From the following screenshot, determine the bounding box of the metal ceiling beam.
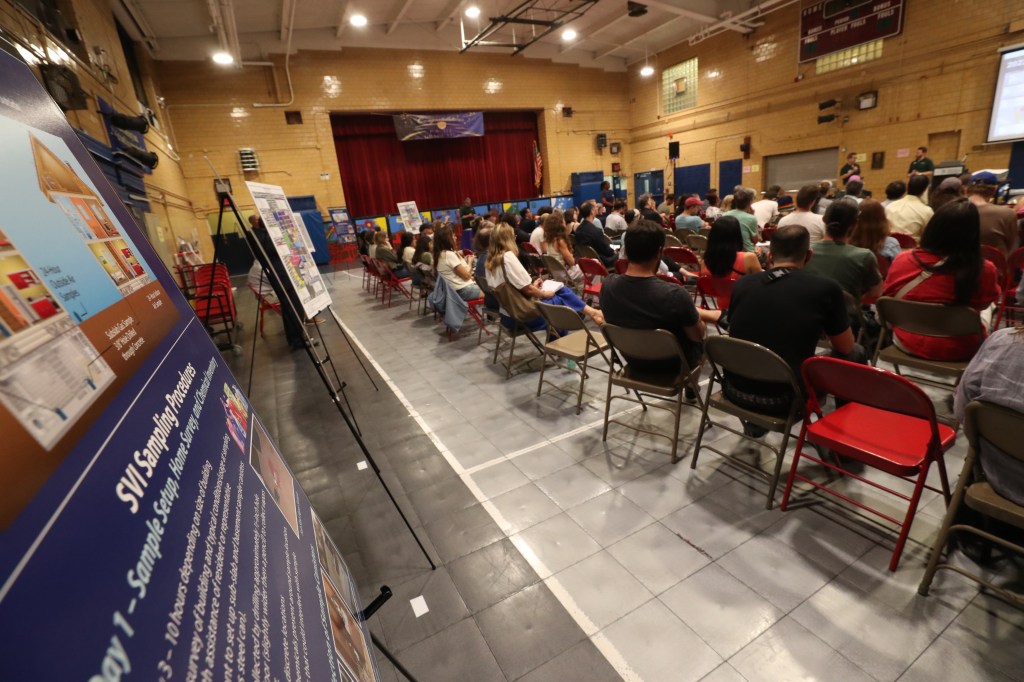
[280,0,293,41]
[460,0,598,56]
[435,0,464,32]
[643,0,756,34]
[335,0,348,39]
[560,10,620,54]
[593,14,682,60]
[386,0,416,35]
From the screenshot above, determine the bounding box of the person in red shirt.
[882,198,1001,361]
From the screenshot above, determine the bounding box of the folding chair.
[780,357,956,571]
[992,246,1024,329]
[474,276,501,345]
[377,261,412,308]
[542,254,572,285]
[535,302,611,414]
[696,273,734,311]
[576,245,600,261]
[248,284,280,337]
[414,265,435,315]
[600,324,704,463]
[366,258,383,297]
[492,314,546,379]
[873,297,984,405]
[520,242,540,255]
[759,226,777,243]
[524,252,547,278]
[918,401,1024,604]
[685,233,708,257]
[614,260,628,275]
[664,246,701,275]
[664,233,684,248]
[691,337,803,509]
[892,232,917,249]
[577,257,607,304]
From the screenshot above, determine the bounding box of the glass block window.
[815,39,883,75]
[661,57,698,115]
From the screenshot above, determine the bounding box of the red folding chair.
[614,259,628,275]
[696,273,734,311]
[892,232,917,250]
[780,357,956,571]
[993,246,1024,329]
[875,251,890,279]
[577,257,607,302]
[248,284,281,337]
[376,262,413,308]
[520,242,540,255]
[760,226,777,243]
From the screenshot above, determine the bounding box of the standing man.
[601,181,616,214]
[674,197,706,233]
[839,152,861,186]
[724,187,760,252]
[907,146,935,180]
[968,171,1018,257]
[459,197,477,232]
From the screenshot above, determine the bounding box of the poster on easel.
[396,200,423,233]
[246,181,332,319]
[328,206,356,245]
[0,40,380,682]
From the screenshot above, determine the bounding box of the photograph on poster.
[248,416,300,535]
[222,382,249,453]
[311,510,355,610]
[321,569,375,682]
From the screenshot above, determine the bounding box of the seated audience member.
[772,195,795,224]
[954,325,1024,505]
[638,193,662,224]
[432,223,481,301]
[930,177,963,212]
[563,206,580,233]
[704,191,723,223]
[805,201,883,303]
[720,194,734,212]
[778,185,826,243]
[726,225,864,427]
[605,200,629,234]
[472,224,500,311]
[575,200,617,267]
[400,231,416,270]
[882,181,906,207]
[658,193,676,215]
[724,187,760,252]
[701,216,763,309]
[882,199,1000,361]
[968,171,1018,257]
[813,181,834,216]
[519,207,537,237]
[500,211,529,244]
[752,185,782,228]
[543,212,583,282]
[625,208,640,228]
[850,199,902,263]
[675,197,706,233]
[409,234,432,284]
[371,231,409,279]
[842,178,864,205]
[484,224,602,330]
[600,220,719,383]
[886,174,933,242]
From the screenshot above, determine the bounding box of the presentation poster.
[0,42,379,682]
[246,181,332,320]
[396,200,423,233]
[327,206,356,245]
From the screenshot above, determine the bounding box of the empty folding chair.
[664,233,684,248]
[577,257,608,304]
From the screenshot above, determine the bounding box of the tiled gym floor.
[227,265,1024,682]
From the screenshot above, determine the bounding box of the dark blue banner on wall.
[393,112,484,141]
[0,41,378,682]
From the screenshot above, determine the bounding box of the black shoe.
[742,421,768,438]
[684,387,697,402]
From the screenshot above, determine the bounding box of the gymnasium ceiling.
[113,0,767,72]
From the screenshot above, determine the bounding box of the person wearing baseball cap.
[968,171,1017,257]
[674,196,706,233]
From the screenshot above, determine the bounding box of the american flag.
[533,140,543,190]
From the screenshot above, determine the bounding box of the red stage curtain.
[331,112,539,217]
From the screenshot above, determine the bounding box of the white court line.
[331,285,642,681]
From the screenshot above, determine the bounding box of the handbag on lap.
[493,259,540,322]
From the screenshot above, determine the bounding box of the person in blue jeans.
[484,224,604,331]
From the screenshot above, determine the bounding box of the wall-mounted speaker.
[668,141,680,160]
[562,106,574,117]
[596,133,607,149]
[740,136,751,159]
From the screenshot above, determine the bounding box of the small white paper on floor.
[410,596,429,618]
[357,461,368,470]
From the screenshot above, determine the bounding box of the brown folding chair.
[474,275,501,345]
[600,324,704,463]
[664,233,684,248]
[535,302,611,414]
[685,233,708,257]
[918,401,1024,604]
[691,336,803,509]
[576,244,601,261]
[492,308,546,380]
[542,254,572,285]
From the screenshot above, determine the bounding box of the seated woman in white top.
[485,224,602,330]
[400,231,416,270]
[542,212,583,282]
[432,223,481,301]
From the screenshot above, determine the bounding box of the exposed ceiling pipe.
[685,0,795,47]
[252,0,296,107]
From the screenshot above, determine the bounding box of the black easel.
[359,586,420,682]
[212,171,434,571]
[197,195,240,353]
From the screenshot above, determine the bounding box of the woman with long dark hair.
[702,215,762,279]
[882,198,1000,360]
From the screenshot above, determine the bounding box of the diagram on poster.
[396,201,423,233]
[246,181,331,319]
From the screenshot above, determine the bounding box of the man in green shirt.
[723,187,759,252]
[459,197,476,230]
[805,201,883,304]
[907,146,935,179]
[839,152,861,186]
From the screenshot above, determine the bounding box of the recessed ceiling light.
[640,65,654,77]
[350,14,368,27]
[562,28,577,41]
[212,51,234,65]
[465,6,481,18]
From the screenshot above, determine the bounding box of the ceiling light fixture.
[350,14,368,27]
[562,28,577,41]
[212,51,234,65]
[465,6,481,18]
[640,65,654,77]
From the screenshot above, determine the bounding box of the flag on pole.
[533,140,543,190]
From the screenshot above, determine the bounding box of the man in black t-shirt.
[600,220,719,377]
[519,207,537,237]
[575,200,617,267]
[839,152,861,186]
[459,197,476,231]
[725,224,864,423]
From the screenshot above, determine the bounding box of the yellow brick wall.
[156,49,633,218]
[0,0,212,265]
[628,0,1024,198]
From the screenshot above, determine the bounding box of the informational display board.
[396,200,423,233]
[328,206,357,245]
[0,42,379,682]
[246,181,332,319]
[798,0,904,63]
[988,46,1024,143]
